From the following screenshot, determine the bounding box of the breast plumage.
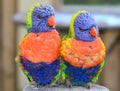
[20,30,60,63]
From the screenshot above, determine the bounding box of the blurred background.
[0,0,120,91]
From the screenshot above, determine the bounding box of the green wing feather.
[92,37,106,83]
[91,60,105,83]
[15,51,34,82]
[60,59,68,81]
[60,30,71,82]
[54,57,67,83]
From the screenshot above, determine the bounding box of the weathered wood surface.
[23,84,109,91]
[0,1,2,91]
[101,30,120,91]
[2,0,17,91]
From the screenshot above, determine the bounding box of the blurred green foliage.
[64,0,120,5]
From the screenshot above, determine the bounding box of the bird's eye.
[37,15,43,19]
[79,27,84,32]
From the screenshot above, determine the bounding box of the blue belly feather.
[64,61,100,85]
[20,56,60,85]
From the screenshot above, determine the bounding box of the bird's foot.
[84,82,92,89]
[30,81,37,86]
[57,81,64,86]
[65,80,72,88]
[37,84,43,88]
[50,82,58,87]
[45,82,57,88]
[30,82,42,88]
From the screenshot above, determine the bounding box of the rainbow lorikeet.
[60,10,106,88]
[15,4,61,86]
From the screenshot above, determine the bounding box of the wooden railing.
[1,0,17,91]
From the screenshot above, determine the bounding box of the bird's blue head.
[70,10,99,42]
[26,4,56,33]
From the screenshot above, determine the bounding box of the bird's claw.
[30,81,37,86]
[84,82,92,89]
[65,81,72,88]
[30,81,42,88]
[50,82,57,87]
[45,83,57,88]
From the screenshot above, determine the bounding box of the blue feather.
[20,56,60,85]
[64,61,100,85]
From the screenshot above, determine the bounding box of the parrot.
[60,10,106,88]
[15,4,61,87]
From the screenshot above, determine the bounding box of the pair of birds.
[16,4,106,88]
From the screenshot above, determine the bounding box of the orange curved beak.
[89,27,97,37]
[48,16,56,27]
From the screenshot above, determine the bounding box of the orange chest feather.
[60,38,105,68]
[20,30,60,63]
[71,38,103,56]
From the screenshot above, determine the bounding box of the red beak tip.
[48,16,56,27]
[90,29,97,37]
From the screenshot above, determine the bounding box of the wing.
[15,53,34,82]
[15,33,33,82]
[91,38,106,83]
[91,60,105,83]
[53,58,67,83]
